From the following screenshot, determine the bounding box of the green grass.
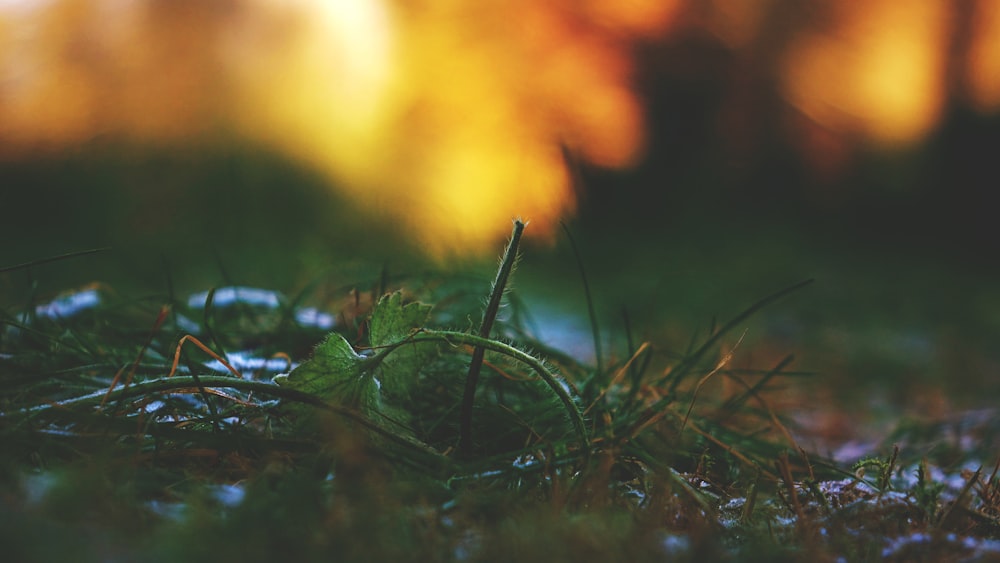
[4,227,1000,562]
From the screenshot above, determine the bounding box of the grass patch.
[2,226,1000,561]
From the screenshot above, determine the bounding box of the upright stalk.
[459,219,525,453]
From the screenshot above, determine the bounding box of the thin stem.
[459,219,525,453]
[0,247,110,274]
[560,223,602,378]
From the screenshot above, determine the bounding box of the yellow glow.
[0,0,232,147]
[223,0,398,191]
[7,0,1000,252]
[0,0,673,255]
[781,1,948,146]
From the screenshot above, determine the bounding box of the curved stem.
[410,329,590,456]
[16,328,592,461]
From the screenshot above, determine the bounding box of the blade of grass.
[0,247,110,274]
[583,342,650,416]
[679,330,746,434]
[719,354,796,418]
[560,222,603,382]
[666,279,813,394]
[201,287,228,359]
[101,305,171,407]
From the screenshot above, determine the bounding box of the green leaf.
[368,292,438,399]
[272,292,440,435]
[369,292,432,346]
[273,332,380,412]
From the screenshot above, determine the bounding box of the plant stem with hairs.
[458,219,525,453]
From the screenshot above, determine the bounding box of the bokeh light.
[967,0,1000,113]
[779,1,949,146]
[0,0,680,254]
[2,0,1000,254]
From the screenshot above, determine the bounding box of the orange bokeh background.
[1,0,998,254]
